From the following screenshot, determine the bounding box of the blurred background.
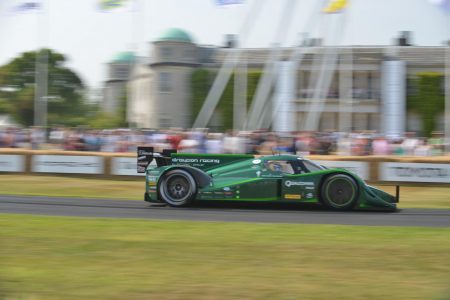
[0,0,449,156]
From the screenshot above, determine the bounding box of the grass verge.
[0,214,449,299]
[0,175,144,200]
[0,175,449,209]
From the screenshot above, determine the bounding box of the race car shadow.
[150,201,398,213]
[195,201,326,212]
[151,201,326,212]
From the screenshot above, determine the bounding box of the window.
[183,50,193,60]
[159,72,172,93]
[159,118,171,128]
[264,160,295,174]
[161,47,173,59]
[114,66,129,79]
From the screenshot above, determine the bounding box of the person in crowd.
[1,126,449,156]
[372,135,390,155]
[30,127,46,150]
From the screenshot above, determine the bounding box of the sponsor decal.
[147,176,157,182]
[223,187,231,191]
[138,150,153,156]
[256,171,261,177]
[32,155,103,174]
[252,159,261,164]
[137,146,153,156]
[113,157,146,176]
[306,193,314,199]
[0,155,24,172]
[284,194,302,200]
[172,158,221,164]
[380,162,450,183]
[391,167,447,178]
[284,181,314,187]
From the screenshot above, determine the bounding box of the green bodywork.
[145,154,397,211]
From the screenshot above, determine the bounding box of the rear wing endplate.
[395,185,400,203]
[137,147,177,173]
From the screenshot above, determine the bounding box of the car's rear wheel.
[158,169,196,207]
[321,174,358,210]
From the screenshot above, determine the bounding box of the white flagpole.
[192,0,262,129]
[445,45,450,154]
[233,52,247,131]
[34,0,48,129]
[246,0,297,130]
[339,47,352,133]
[127,0,140,127]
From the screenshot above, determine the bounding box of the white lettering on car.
[284,181,314,188]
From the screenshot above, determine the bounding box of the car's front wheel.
[321,174,358,210]
[158,169,197,207]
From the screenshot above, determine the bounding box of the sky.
[0,0,449,90]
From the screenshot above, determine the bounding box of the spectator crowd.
[0,126,447,156]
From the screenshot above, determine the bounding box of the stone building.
[104,28,448,135]
[102,51,135,114]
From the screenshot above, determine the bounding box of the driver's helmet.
[266,161,282,172]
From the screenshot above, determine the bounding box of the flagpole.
[127,0,140,128]
[445,44,450,154]
[339,47,352,133]
[33,2,41,127]
[246,0,298,130]
[233,51,247,131]
[33,0,48,130]
[193,0,262,129]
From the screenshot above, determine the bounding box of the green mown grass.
[0,214,449,299]
[0,175,144,200]
[0,175,449,209]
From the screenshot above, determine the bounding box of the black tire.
[144,192,151,202]
[321,174,358,210]
[158,169,197,207]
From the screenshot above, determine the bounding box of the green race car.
[137,147,398,211]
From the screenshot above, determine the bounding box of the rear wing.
[137,147,177,173]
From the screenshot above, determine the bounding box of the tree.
[190,69,262,131]
[407,72,445,137]
[0,49,87,126]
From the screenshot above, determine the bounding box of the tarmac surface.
[1,195,449,227]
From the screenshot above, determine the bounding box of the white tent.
[0,115,20,128]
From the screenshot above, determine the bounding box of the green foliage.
[407,72,445,137]
[190,69,262,130]
[0,49,87,127]
[12,86,35,126]
[86,111,124,129]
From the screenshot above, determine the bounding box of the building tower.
[103,51,135,115]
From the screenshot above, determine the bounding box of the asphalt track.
[0,195,449,227]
